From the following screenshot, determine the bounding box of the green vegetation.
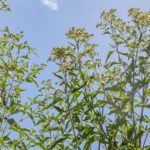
[0,1,150,149]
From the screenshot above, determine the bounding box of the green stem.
[64,70,79,150]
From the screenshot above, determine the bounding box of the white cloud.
[41,0,58,10]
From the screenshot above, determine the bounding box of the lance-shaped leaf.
[72,82,87,93]
[50,138,67,149]
[105,51,114,62]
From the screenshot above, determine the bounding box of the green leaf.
[15,87,26,93]
[45,97,62,109]
[146,89,150,97]
[71,91,81,102]
[108,43,115,48]
[54,106,66,112]
[83,135,98,150]
[25,77,39,87]
[22,128,31,133]
[1,133,10,142]
[5,117,17,126]
[105,51,114,62]
[145,146,150,150]
[82,49,91,56]
[103,31,111,34]
[127,125,134,140]
[27,137,37,145]
[50,138,67,149]
[25,77,33,83]
[126,43,135,48]
[134,129,145,141]
[118,51,131,58]
[68,42,76,48]
[36,119,45,125]
[32,78,39,87]
[72,82,87,93]
[136,104,150,109]
[53,72,63,80]
[28,113,35,125]
[82,126,95,139]
[28,145,36,149]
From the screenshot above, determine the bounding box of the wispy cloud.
[41,0,58,10]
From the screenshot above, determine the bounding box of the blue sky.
[0,0,150,148]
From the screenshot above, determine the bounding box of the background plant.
[0,1,46,149]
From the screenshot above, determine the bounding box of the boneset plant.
[32,8,150,150]
[0,0,150,149]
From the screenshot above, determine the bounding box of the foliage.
[0,1,150,150]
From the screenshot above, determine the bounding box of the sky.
[0,0,150,149]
